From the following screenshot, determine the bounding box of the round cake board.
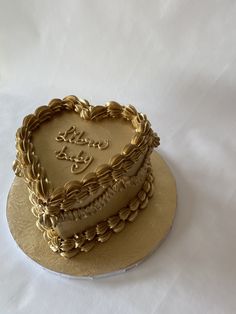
[6,152,177,279]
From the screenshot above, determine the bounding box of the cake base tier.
[6,152,177,278]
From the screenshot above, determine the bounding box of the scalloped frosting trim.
[30,156,151,226]
[58,157,150,223]
[13,96,160,222]
[35,165,154,258]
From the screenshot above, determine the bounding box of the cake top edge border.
[13,95,160,216]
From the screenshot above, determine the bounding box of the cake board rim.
[6,151,177,278]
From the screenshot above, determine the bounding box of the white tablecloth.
[0,1,235,313]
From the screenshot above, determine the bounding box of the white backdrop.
[0,1,236,313]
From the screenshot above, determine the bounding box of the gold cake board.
[6,152,176,278]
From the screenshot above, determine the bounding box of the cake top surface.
[13,96,159,216]
[32,111,134,189]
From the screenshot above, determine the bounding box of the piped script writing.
[55,126,109,150]
[55,146,93,174]
[55,126,109,174]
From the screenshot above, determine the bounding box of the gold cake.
[13,96,160,258]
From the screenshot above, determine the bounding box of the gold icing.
[55,157,150,224]
[55,145,94,174]
[12,95,160,258]
[13,96,159,201]
[54,125,110,174]
[55,126,109,150]
[35,166,154,258]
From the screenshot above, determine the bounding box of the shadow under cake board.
[6,152,177,278]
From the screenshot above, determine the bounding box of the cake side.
[35,163,154,258]
[55,151,151,238]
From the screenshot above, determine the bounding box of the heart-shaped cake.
[13,96,159,258]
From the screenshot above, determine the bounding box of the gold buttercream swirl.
[106,101,123,118]
[90,106,108,120]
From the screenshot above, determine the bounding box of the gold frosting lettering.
[56,126,109,150]
[55,146,94,174]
